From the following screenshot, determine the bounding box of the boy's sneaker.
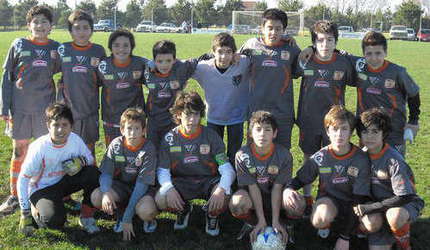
[174,203,193,230]
[79,217,100,234]
[0,195,19,216]
[205,213,220,236]
[64,198,81,212]
[143,220,158,233]
[317,228,330,238]
[236,223,254,240]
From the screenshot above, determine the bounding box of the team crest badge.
[318,69,329,78]
[347,166,359,177]
[267,165,279,175]
[133,71,142,79]
[281,50,290,60]
[170,80,180,89]
[50,50,57,59]
[376,169,389,179]
[91,57,100,67]
[333,71,344,80]
[200,144,210,154]
[35,49,47,58]
[384,79,395,88]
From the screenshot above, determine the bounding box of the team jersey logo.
[267,165,279,175]
[384,79,396,88]
[72,66,88,73]
[32,60,48,67]
[14,39,23,53]
[375,169,389,179]
[35,49,47,58]
[200,144,210,154]
[91,57,100,67]
[57,45,65,57]
[281,50,290,60]
[116,82,130,89]
[117,72,128,80]
[232,75,242,86]
[318,69,329,78]
[262,59,277,67]
[334,165,345,174]
[165,132,174,146]
[184,144,197,154]
[135,151,145,166]
[333,71,344,80]
[99,61,108,74]
[133,71,142,79]
[158,91,171,98]
[184,155,199,164]
[313,151,324,166]
[347,166,359,177]
[256,165,266,176]
[314,81,329,88]
[355,58,366,72]
[257,176,270,184]
[366,87,382,95]
[76,56,87,65]
[369,76,380,85]
[170,80,180,90]
[332,177,348,184]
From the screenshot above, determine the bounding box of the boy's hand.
[101,192,116,215]
[166,187,184,211]
[281,35,297,47]
[0,115,10,121]
[272,220,288,243]
[19,209,35,236]
[207,186,225,213]
[298,47,314,66]
[250,219,267,242]
[283,188,301,210]
[334,237,350,250]
[122,222,135,241]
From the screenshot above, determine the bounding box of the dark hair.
[67,10,94,32]
[324,105,356,133]
[26,5,53,24]
[311,20,339,44]
[357,107,391,141]
[152,40,176,59]
[108,29,135,54]
[249,111,278,132]
[361,31,387,53]
[120,107,146,130]
[45,103,74,125]
[262,8,288,29]
[212,32,237,52]
[170,91,205,124]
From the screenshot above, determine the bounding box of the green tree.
[279,0,303,12]
[13,0,39,28]
[142,0,169,25]
[304,3,331,27]
[0,0,13,29]
[255,1,267,11]
[194,0,217,27]
[168,0,192,26]
[219,0,243,26]
[393,0,423,30]
[124,0,143,28]
[53,0,72,28]
[97,0,118,21]
[76,0,97,19]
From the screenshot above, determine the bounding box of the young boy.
[91,108,158,241]
[155,91,235,236]
[192,32,250,164]
[0,6,61,216]
[354,32,420,156]
[296,20,355,214]
[16,103,100,235]
[239,8,301,150]
[144,40,199,149]
[354,108,424,250]
[229,111,293,244]
[283,105,370,250]
[98,29,146,146]
[57,10,106,156]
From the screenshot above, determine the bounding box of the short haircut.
[212,32,237,52]
[153,40,176,59]
[262,8,288,29]
[108,29,135,54]
[249,111,278,132]
[120,107,146,130]
[45,103,74,125]
[311,20,339,44]
[170,91,205,124]
[357,107,392,141]
[67,10,94,32]
[324,105,356,132]
[26,5,53,24]
[361,31,387,53]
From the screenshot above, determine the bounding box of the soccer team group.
[0,5,424,250]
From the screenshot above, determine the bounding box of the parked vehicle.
[417,28,430,42]
[389,25,408,40]
[94,19,115,32]
[338,26,354,33]
[136,20,154,32]
[155,23,181,33]
[231,24,251,34]
[406,28,417,41]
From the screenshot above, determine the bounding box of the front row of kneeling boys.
[16,91,423,250]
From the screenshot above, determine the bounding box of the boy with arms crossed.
[229,111,293,244]
[0,6,61,216]
[91,108,158,241]
[57,10,106,156]
[17,103,100,235]
[155,91,235,236]
[284,105,370,250]
[354,108,424,250]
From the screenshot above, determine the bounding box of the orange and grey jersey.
[236,143,292,195]
[100,136,156,186]
[144,59,198,126]
[368,144,422,202]
[1,38,60,115]
[57,42,106,119]
[240,38,300,120]
[158,125,228,179]
[354,59,420,145]
[293,145,371,202]
[296,53,354,130]
[98,56,146,125]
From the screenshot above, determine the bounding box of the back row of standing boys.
[0,6,423,250]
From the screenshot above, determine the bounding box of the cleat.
[143,220,158,233]
[205,213,220,236]
[174,203,193,230]
[0,195,19,217]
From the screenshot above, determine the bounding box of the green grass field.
[0,31,429,249]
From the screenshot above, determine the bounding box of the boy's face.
[112,36,131,62]
[364,45,386,69]
[326,120,352,149]
[47,118,72,145]
[120,120,145,146]
[360,124,384,154]
[261,19,285,46]
[179,110,201,134]
[154,53,175,74]
[27,14,51,41]
[213,46,234,69]
[71,20,92,46]
[315,32,336,60]
[251,122,277,149]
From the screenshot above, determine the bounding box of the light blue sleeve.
[121,182,149,223]
[99,172,113,193]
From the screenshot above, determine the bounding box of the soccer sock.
[233,210,257,226]
[391,223,411,250]
[9,159,23,197]
[80,204,97,218]
[305,195,314,207]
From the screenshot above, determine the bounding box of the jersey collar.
[124,137,146,152]
[328,144,356,160]
[179,126,202,140]
[113,57,132,68]
[369,143,389,160]
[251,143,275,161]
[72,42,93,51]
[313,53,337,64]
[368,60,389,73]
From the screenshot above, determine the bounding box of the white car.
[406,28,417,41]
[390,25,408,40]
[338,26,354,33]
[136,20,154,32]
[155,23,181,33]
